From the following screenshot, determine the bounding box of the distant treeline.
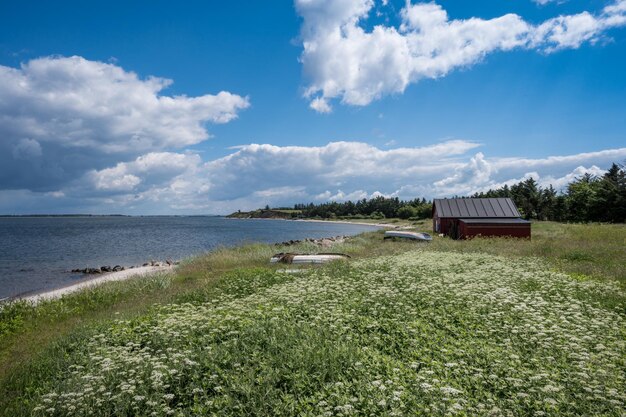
[472,163,626,223]
[285,163,626,223]
[292,197,433,220]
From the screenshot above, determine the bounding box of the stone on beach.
[274,235,349,247]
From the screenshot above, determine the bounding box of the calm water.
[0,216,379,299]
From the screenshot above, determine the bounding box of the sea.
[0,216,379,299]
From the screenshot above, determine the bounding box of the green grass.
[0,234,416,397]
[416,221,626,284]
[334,218,625,284]
[0,222,624,416]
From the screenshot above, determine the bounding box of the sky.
[0,0,625,214]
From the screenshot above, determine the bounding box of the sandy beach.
[228,216,419,230]
[18,265,175,305]
[293,218,410,229]
[224,216,406,228]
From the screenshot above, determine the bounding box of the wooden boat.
[270,253,351,264]
[384,231,433,241]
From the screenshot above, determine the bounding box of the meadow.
[0,221,624,416]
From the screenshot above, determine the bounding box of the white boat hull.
[384,231,432,241]
[270,253,350,264]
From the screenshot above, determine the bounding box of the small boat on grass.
[270,253,351,264]
[384,231,433,242]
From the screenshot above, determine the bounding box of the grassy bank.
[421,220,626,284]
[0,233,416,407]
[1,222,625,416]
[327,219,626,284]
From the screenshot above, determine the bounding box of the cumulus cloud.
[536,165,607,189]
[0,56,249,191]
[430,147,626,196]
[204,140,479,200]
[296,0,626,111]
[469,165,607,196]
[0,56,623,214]
[202,142,626,209]
[85,152,202,193]
[309,97,333,113]
[432,152,493,195]
[315,189,370,201]
[490,147,626,173]
[1,138,625,214]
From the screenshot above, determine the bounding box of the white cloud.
[204,139,479,201]
[433,152,493,195]
[533,0,561,5]
[0,54,622,213]
[533,12,603,51]
[253,186,308,199]
[86,152,202,193]
[0,56,249,191]
[315,189,372,201]
[490,147,626,172]
[536,165,606,189]
[309,97,333,113]
[92,172,141,192]
[1,140,625,214]
[470,165,607,195]
[430,147,626,196]
[296,0,626,111]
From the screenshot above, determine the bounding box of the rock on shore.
[72,260,178,275]
[275,235,349,248]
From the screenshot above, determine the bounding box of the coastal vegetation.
[16,252,626,416]
[231,162,626,223]
[0,221,624,416]
[473,163,626,222]
[227,209,301,220]
[228,197,432,221]
[293,198,433,220]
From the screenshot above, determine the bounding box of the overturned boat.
[270,253,351,264]
[384,231,433,242]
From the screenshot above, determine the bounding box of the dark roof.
[434,198,521,218]
[458,218,530,224]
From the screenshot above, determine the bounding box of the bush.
[397,206,418,219]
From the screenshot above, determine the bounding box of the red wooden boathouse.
[432,198,531,239]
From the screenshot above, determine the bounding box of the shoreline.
[292,218,403,229]
[16,265,175,305]
[226,216,403,229]
[9,224,387,304]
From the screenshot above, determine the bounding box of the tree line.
[293,197,433,220]
[472,163,626,222]
[282,162,625,223]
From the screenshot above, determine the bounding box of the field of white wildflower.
[29,251,625,416]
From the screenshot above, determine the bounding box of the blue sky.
[0,0,625,214]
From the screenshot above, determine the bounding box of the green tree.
[397,206,418,219]
[593,163,626,222]
[537,185,557,221]
[511,178,540,220]
[566,173,598,222]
